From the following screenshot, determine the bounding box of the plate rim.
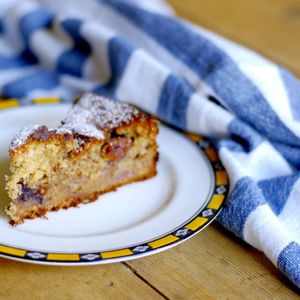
[0,98,229,265]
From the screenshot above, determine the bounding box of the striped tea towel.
[0,0,299,288]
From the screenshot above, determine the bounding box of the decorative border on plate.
[0,98,229,264]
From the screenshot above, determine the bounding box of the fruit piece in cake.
[5,93,159,225]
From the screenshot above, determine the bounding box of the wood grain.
[1,0,300,299]
[126,223,300,299]
[0,258,164,300]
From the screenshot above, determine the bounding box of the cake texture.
[5,93,159,225]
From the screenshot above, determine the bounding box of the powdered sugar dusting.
[10,125,41,151]
[78,93,140,130]
[60,93,139,139]
[9,94,140,151]
[61,106,104,139]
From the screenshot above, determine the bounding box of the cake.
[5,93,159,225]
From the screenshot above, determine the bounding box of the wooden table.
[1,0,300,299]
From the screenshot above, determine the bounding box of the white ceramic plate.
[0,100,229,265]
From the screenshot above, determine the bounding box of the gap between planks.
[122,262,170,300]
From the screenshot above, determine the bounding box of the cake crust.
[9,93,143,154]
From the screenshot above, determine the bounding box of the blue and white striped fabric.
[0,0,299,287]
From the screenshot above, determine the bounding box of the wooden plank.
[0,258,164,300]
[168,0,300,76]
[127,224,300,299]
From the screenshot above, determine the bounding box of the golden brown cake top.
[10,93,141,152]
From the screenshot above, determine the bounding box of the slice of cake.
[5,93,159,225]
